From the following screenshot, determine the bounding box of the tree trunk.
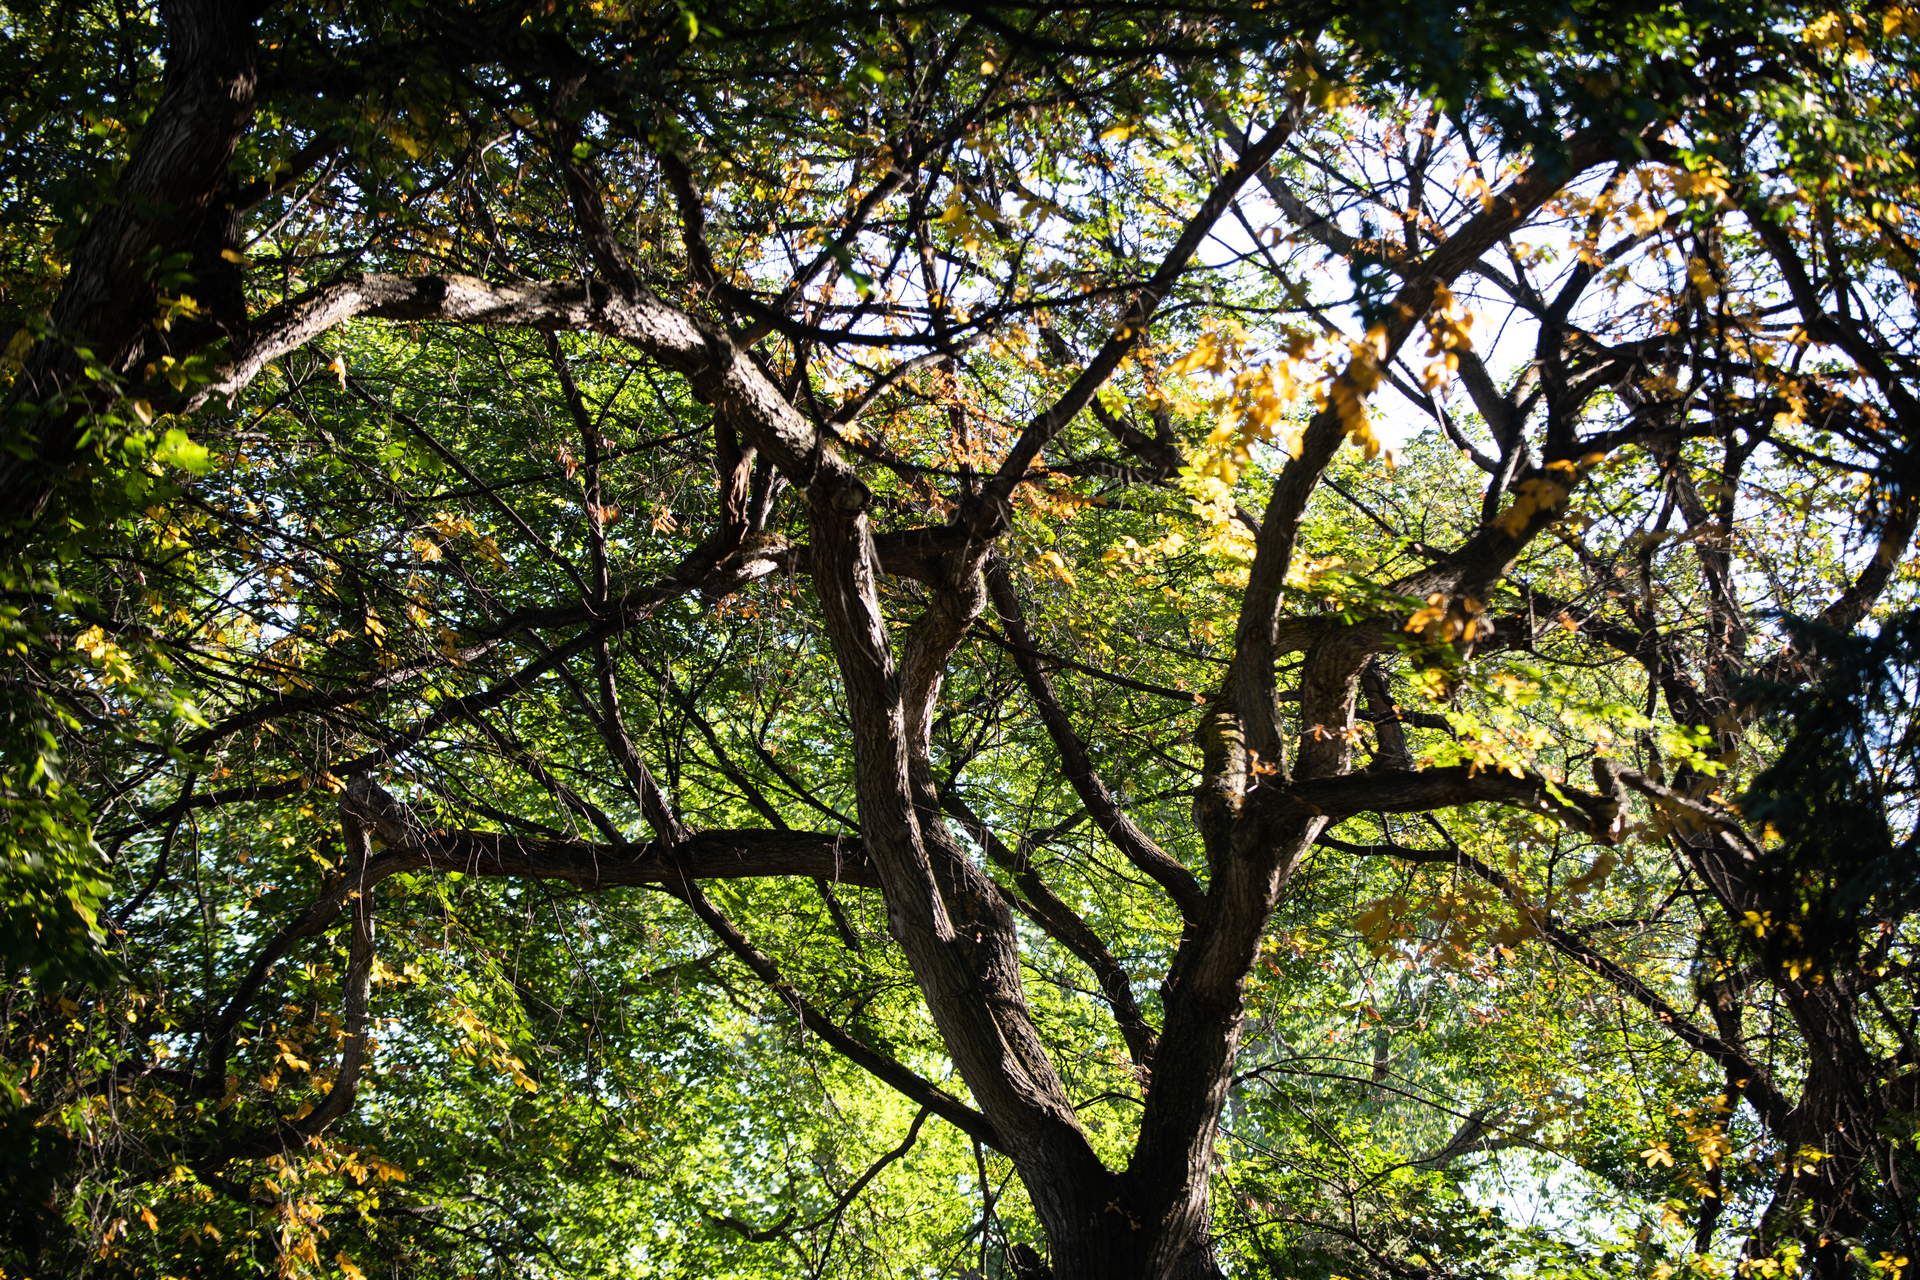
[1037,1209,1224,1280]
[803,485,1270,1280]
[0,0,257,532]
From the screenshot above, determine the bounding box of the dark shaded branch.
[341,776,879,888]
[1281,764,1624,837]
[712,1107,932,1243]
[983,109,1305,511]
[671,878,999,1149]
[2,0,260,529]
[1316,831,1792,1129]
[986,559,1204,921]
[941,788,1159,1066]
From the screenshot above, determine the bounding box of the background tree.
[2,1,1917,1277]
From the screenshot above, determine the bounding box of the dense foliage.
[2,1,1918,1277]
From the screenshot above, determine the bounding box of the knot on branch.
[823,471,872,515]
[956,489,1013,542]
[340,775,433,853]
[1592,757,1629,843]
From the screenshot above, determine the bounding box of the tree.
[2,1,1917,1276]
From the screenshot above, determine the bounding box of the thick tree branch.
[1227,129,1621,774]
[1281,764,1624,838]
[340,776,879,887]
[189,271,873,517]
[942,788,1159,1066]
[2,0,260,529]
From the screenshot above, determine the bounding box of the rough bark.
[1,0,259,533]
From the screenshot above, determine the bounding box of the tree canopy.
[2,1,1919,1277]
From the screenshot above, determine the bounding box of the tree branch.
[672,877,998,1149]
[941,788,1159,1066]
[1318,831,1792,1129]
[986,559,1204,921]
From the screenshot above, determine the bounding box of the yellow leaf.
[367,1154,408,1182]
[138,1206,158,1231]
[1686,256,1722,296]
[1804,10,1847,47]
[1037,549,1076,588]
[387,126,425,159]
[1492,498,1535,538]
[338,1254,368,1280]
[435,624,467,666]
[1169,330,1230,377]
[1672,167,1732,205]
[1404,594,1448,634]
[1309,79,1356,109]
[1640,1143,1675,1168]
[1794,1144,1830,1173]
